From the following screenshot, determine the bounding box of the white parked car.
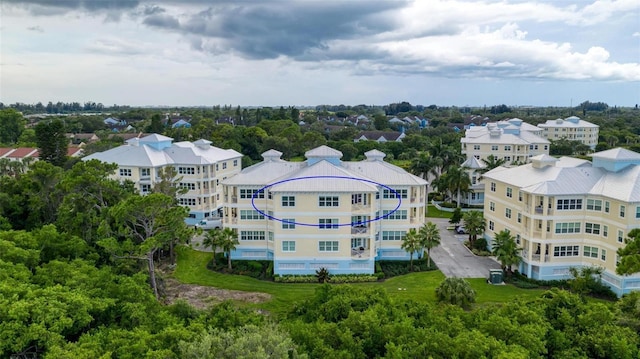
[455,226,467,234]
[195,217,222,230]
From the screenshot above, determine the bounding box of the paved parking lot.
[426,217,502,278]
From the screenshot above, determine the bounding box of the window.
[585,223,601,235]
[504,145,511,151]
[636,206,640,219]
[489,221,494,230]
[491,145,498,151]
[282,219,295,229]
[583,246,598,258]
[119,168,131,176]
[383,210,407,220]
[489,202,495,211]
[505,208,512,219]
[506,187,512,198]
[504,156,511,162]
[603,225,608,237]
[490,182,496,192]
[240,210,265,220]
[140,184,151,193]
[319,241,339,252]
[282,196,295,207]
[268,232,274,242]
[382,231,406,241]
[233,159,238,167]
[282,241,295,252]
[586,199,602,211]
[383,189,407,199]
[178,167,195,175]
[319,196,339,207]
[179,198,196,206]
[180,183,196,191]
[555,222,581,234]
[473,145,480,150]
[601,249,607,261]
[515,234,520,245]
[517,213,522,223]
[604,201,610,213]
[518,191,523,201]
[618,230,624,243]
[544,145,548,150]
[472,176,477,185]
[240,231,265,241]
[554,245,579,257]
[319,218,339,229]
[222,162,227,169]
[141,168,150,176]
[556,199,582,210]
[620,205,626,218]
[240,189,264,199]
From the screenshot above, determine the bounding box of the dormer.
[530,154,558,169]
[261,149,283,162]
[305,145,343,166]
[364,149,386,162]
[193,139,212,150]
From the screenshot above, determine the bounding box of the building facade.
[222,145,428,275]
[83,134,242,224]
[461,118,550,165]
[482,148,640,296]
[537,116,599,149]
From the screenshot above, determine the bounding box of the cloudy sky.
[1,0,639,107]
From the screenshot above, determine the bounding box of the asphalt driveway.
[426,217,502,278]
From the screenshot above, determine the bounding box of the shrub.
[435,277,476,308]
[273,274,379,283]
[377,259,436,278]
[316,267,331,283]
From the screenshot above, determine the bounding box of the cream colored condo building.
[83,134,242,224]
[537,116,599,149]
[221,145,428,275]
[482,148,640,296]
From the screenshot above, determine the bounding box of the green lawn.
[173,247,546,316]
[426,204,453,218]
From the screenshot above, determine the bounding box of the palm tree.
[491,230,522,276]
[440,165,472,207]
[478,155,506,178]
[217,228,239,270]
[419,222,441,268]
[435,277,476,308]
[401,228,421,271]
[463,211,485,248]
[202,229,225,267]
[410,152,440,181]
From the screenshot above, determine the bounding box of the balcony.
[351,225,369,235]
[410,197,424,203]
[224,217,238,225]
[531,254,550,262]
[351,203,370,212]
[351,247,371,260]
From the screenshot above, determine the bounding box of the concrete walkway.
[426,217,502,278]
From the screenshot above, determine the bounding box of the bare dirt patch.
[163,277,272,310]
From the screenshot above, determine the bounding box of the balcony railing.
[351,226,369,235]
[351,247,370,259]
[351,203,370,211]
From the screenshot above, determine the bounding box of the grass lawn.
[426,204,453,219]
[174,247,547,316]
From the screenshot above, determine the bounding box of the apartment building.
[83,134,242,224]
[461,118,550,165]
[221,145,428,275]
[482,148,640,296]
[537,116,599,149]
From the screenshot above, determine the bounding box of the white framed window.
[636,206,640,219]
[268,232,274,242]
[282,241,295,252]
[620,205,626,218]
[222,162,227,169]
[518,191,522,201]
[319,196,339,207]
[604,201,610,213]
[140,168,150,176]
[585,223,601,235]
[240,210,265,220]
[505,208,512,219]
[618,230,624,243]
[282,219,295,229]
[504,145,511,151]
[583,246,598,258]
[240,189,264,199]
[601,249,606,261]
[506,187,512,198]
[140,184,151,193]
[555,222,581,234]
[383,210,407,220]
[489,202,495,211]
[178,167,195,175]
[556,199,582,210]
[473,145,480,150]
[383,189,407,199]
[490,182,496,192]
[319,218,339,229]
[319,241,339,252]
[382,231,405,241]
[282,196,295,207]
[119,168,131,176]
[491,145,498,151]
[240,231,265,241]
[504,156,511,162]
[586,199,602,211]
[233,159,238,167]
[554,245,579,257]
[489,221,494,230]
[180,183,196,191]
[517,213,521,223]
[179,198,196,206]
[603,225,608,237]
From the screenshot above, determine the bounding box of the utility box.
[488,269,504,284]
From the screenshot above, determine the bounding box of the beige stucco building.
[482,148,640,296]
[537,116,599,149]
[222,145,428,275]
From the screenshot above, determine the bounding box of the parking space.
[427,217,502,278]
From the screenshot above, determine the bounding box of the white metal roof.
[590,148,640,161]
